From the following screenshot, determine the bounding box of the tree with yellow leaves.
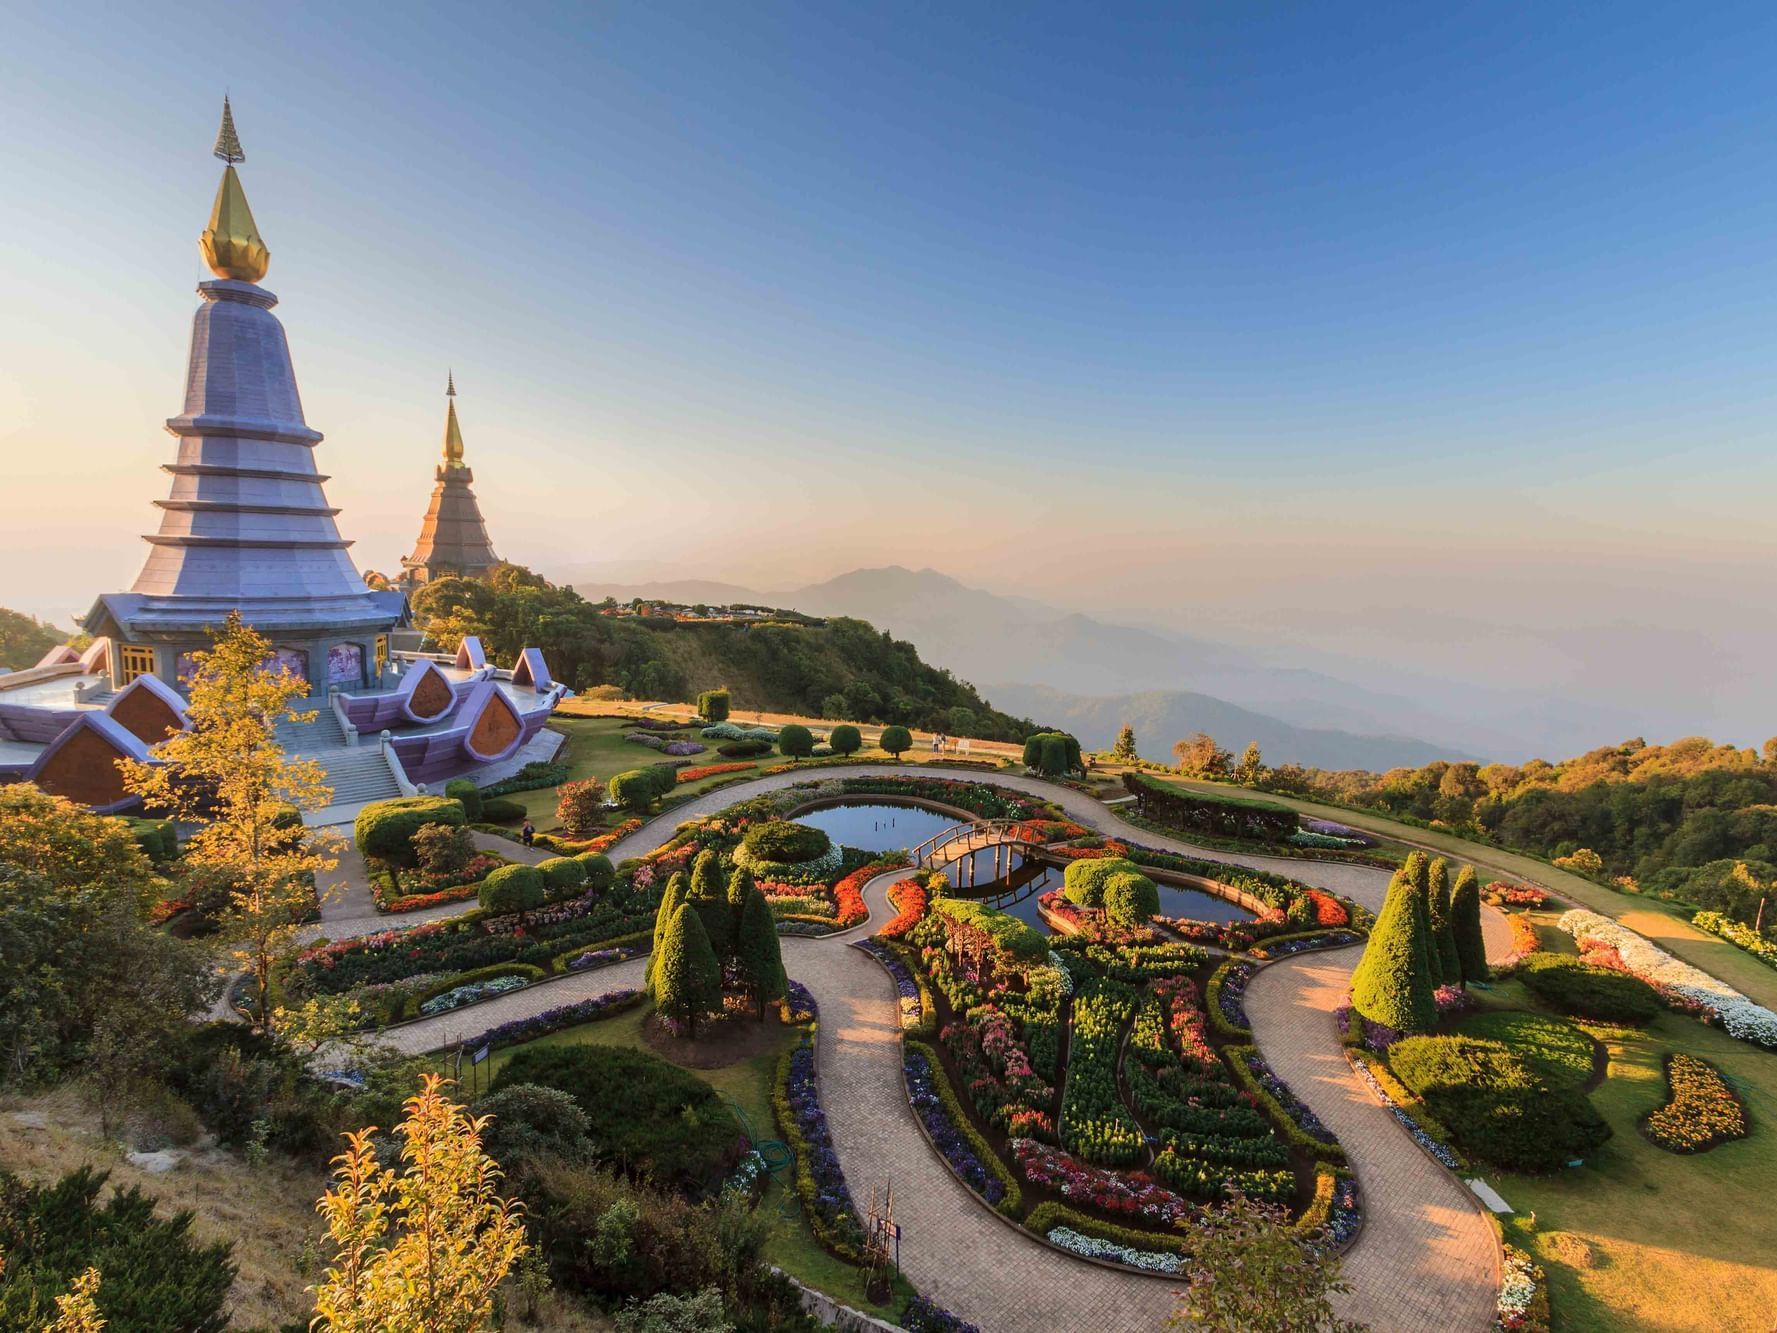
[46,1268,106,1332]
[121,612,336,1028]
[311,1075,528,1333]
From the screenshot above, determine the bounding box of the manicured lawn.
[1156,775,1777,1014]
[449,1002,910,1320]
[1453,978,1777,1329]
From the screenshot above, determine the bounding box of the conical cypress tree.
[734,886,788,1019]
[686,849,732,957]
[1427,857,1461,986]
[1451,865,1488,985]
[1403,851,1442,988]
[654,903,723,1039]
[646,870,689,996]
[1349,871,1437,1033]
[727,864,756,945]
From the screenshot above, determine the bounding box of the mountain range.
[566,565,1476,769]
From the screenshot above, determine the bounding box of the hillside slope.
[986,682,1463,770]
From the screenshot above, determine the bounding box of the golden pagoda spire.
[199,97,270,283]
[442,373,466,468]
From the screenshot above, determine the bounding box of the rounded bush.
[879,725,912,757]
[472,1083,593,1167]
[1103,871,1161,926]
[478,863,547,915]
[1063,857,1145,909]
[609,764,677,813]
[575,852,615,891]
[354,795,467,867]
[777,723,815,759]
[444,778,484,822]
[538,856,588,898]
[1519,955,1660,1024]
[828,724,862,756]
[739,820,831,863]
[480,796,527,823]
[718,739,772,758]
[490,1043,739,1185]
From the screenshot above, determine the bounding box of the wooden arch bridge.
[910,819,1049,888]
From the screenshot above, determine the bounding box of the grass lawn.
[1457,975,1777,1330]
[446,1002,911,1320]
[1457,1009,1597,1090]
[1154,775,1777,1014]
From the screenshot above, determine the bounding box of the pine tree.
[645,871,688,996]
[1402,851,1442,988]
[727,864,757,946]
[1427,857,1461,986]
[1111,725,1138,764]
[1349,871,1437,1033]
[1233,741,1265,786]
[654,904,723,1038]
[1450,865,1488,985]
[734,886,788,1019]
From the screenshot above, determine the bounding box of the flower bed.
[480,760,569,796]
[456,986,644,1052]
[1344,1049,1464,1171]
[1010,1138,1192,1226]
[774,1027,866,1262]
[1246,928,1364,960]
[373,851,506,912]
[1225,1046,1346,1162]
[530,818,646,857]
[1045,1225,1184,1275]
[1641,1053,1750,1153]
[1206,959,1254,1037]
[1488,883,1550,910]
[1291,1165,1361,1253]
[903,1042,1021,1214]
[1059,979,1145,1165]
[1558,910,1777,1049]
[625,731,706,756]
[1503,912,1541,962]
[419,973,529,1016]
[878,874,931,939]
[1693,909,1777,970]
[1496,1242,1551,1331]
[676,762,756,783]
[942,1004,1056,1142]
[855,938,927,1032]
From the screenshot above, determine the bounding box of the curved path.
[328,765,1506,1331]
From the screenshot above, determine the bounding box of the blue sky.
[4,2,1777,745]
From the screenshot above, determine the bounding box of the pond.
[792,801,964,855]
[942,850,1258,933]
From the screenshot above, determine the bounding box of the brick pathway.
[310,767,1508,1331]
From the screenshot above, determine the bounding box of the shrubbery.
[879,725,912,759]
[828,724,862,756]
[354,795,467,866]
[776,723,815,759]
[444,777,484,822]
[1103,873,1161,926]
[1388,1034,1610,1171]
[1518,954,1660,1023]
[717,739,772,758]
[479,863,547,916]
[609,764,679,812]
[1022,731,1083,777]
[737,820,830,864]
[538,855,588,898]
[696,688,730,723]
[492,1044,740,1188]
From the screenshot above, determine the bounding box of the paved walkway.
[314,764,1506,1331]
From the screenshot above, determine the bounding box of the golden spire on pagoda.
[199,97,270,283]
[442,372,466,468]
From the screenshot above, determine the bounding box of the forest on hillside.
[1259,736,1777,925]
[408,565,1040,741]
[0,608,73,670]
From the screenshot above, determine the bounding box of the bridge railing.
[911,818,1045,867]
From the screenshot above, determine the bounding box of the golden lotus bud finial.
[443,373,466,467]
[199,96,270,283]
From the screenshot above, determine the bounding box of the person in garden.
[520,818,535,849]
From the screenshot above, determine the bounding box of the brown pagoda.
[399,374,501,586]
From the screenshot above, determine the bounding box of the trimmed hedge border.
[902,1040,1023,1217]
[1021,1202,1192,1274]
[1223,1044,1346,1164]
[1344,1048,1469,1173]
[454,986,645,1054]
[1206,959,1253,1039]
[403,962,546,1019]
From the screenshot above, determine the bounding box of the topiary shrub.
[1022,731,1083,776]
[1349,871,1437,1033]
[777,724,815,760]
[354,795,467,867]
[479,863,547,916]
[538,856,588,899]
[575,852,616,891]
[609,765,677,813]
[1103,872,1161,926]
[879,725,912,759]
[718,739,772,758]
[1062,856,1145,909]
[491,1042,740,1186]
[738,820,831,864]
[444,778,484,822]
[828,724,862,756]
[697,688,731,723]
[1389,1034,1611,1171]
[480,796,526,823]
[1519,955,1660,1023]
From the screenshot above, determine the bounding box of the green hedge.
[1206,959,1251,1038]
[549,929,652,974]
[444,777,484,822]
[1122,772,1297,843]
[354,795,466,866]
[479,863,546,914]
[575,852,616,890]
[904,1039,1022,1216]
[537,856,587,898]
[480,797,527,823]
[1518,954,1660,1024]
[1223,1045,1346,1163]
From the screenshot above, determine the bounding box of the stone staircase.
[276,708,403,823]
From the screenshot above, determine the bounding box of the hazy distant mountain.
[987,683,1463,770]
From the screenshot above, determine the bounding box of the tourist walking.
[520,817,535,849]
